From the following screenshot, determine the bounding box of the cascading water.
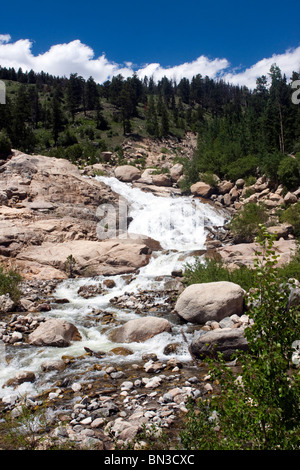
[0,177,226,400]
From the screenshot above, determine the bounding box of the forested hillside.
[0,64,299,190]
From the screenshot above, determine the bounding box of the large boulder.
[190,328,248,360]
[108,316,171,343]
[218,180,234,195]
[175,281,245,324]
[190,182,213,198]
[267,223,293,239]
[151,174,172,187]
[114,165,141,182]
[28,319,82,347]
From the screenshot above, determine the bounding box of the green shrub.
[199,171,219,187]
[48,146,66,159]
[244,175,257,186]
[184,244,300,289]
[0,265,22,303]
[183,257,255,292]
[229,202,269,243]
[226,155,259,181]
[0,131,12,159]
[260,151,283,184]
[279,202,300,238]
[180,228,300,450]
[277,155,300,190]
[57,130,78,147]
[277,246,300,280]
[64,144,82,163]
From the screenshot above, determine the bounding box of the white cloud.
[222,46,300,88]
[0,35,299,88]
[135,56,230,83]
[0,34,11,44]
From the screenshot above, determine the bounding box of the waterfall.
[0,177,226,399]
[96,176,225,252]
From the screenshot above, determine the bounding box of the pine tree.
[160,103,170,136]
[85,76,99,110]
[66,73,84,121]
[51,86,65,145]
[11,84,36,152]
[146,95,159,137]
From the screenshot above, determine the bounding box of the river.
[0,177,226,401]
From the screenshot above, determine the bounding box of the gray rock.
[191,328,248,360]
[28,319,82,347]
[41,359,66,372]
[190,182,213,198]
[108,316,171,343]
[114,165,141,182]
[0,294,14,313]
[284,192,297,204]
[175,281,245,324]
[219,317,234,329]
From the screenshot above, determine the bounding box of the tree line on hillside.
[0,64,299,190]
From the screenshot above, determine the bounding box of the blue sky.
[0,0,299,88]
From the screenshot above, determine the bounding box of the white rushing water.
[0,177,226,399]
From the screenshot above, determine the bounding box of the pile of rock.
[109,289,175,314]
[4,358,211,450]
[190,315,251,361]
[0,314,46,345]
[0,315,83,348]
[174,281,250,360]
[113,163,184,196]
[191,174,300,214]
[77,283,104,299]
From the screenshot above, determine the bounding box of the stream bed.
[0,177,227,403]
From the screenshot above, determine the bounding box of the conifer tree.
[85,76,99,110]
[160,103,170,136]
[146,95,159,137]
[11,84,36,152]
[51,86,65,145]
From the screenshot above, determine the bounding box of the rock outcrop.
[15,239,151,278]
[0,151,153,279]
[215,239,297,269]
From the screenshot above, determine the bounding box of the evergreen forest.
[0,64,299,191]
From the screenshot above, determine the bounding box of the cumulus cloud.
[222,46,300,88]
[0,35,299,88]
[135,56,230,83]
[0,34,11,44]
